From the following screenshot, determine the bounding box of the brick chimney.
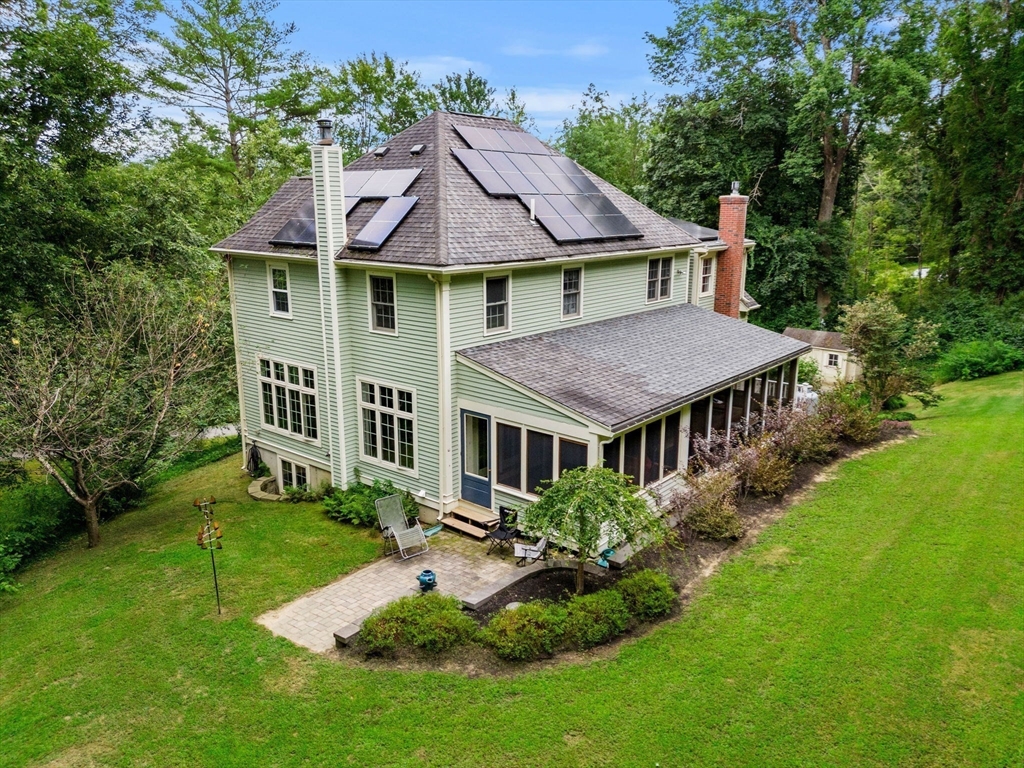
[714,182,748,319]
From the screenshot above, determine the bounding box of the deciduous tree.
[520,466,663,594]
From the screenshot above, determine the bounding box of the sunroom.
[455,303,810,505]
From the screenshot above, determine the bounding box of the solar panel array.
[451,125,642,244]
[349,196,419,250]
[268,168,422,249]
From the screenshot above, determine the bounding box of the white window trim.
[699,255,716,297]
[267,262,293,319]
[356,377,419,478]
[482,272,512,336]
[560,264,584,321]
[366,271,399,336]
[256,354,321,446]
[279,457,310,489]
[827,353,840,368]
[645,256,674,304]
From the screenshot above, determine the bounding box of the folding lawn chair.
[375,494,428,560]
[514,536,548,567]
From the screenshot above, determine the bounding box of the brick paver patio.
[257,532,517,652]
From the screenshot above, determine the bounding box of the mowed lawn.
[1,374,1021,767]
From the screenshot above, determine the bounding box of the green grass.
[2,374,1022,767]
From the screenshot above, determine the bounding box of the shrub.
[481,601,566,661]
[935,340,1024,382]
[563,589,631,650]
[748,446,795,497]
[615,569,676,620]
[675,470,744,540]
[360,593,476,656]
[323,478,418,527]
[0,480,81,590]
[886,411,917,421]
[798,357,823,389]
[283,481,333,503]
[818,384,879,444]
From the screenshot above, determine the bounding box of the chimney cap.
[731,181,740,195]
[316,113,334,146]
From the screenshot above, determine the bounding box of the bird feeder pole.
[194,497,223,615]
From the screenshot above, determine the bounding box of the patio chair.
[486,506,520,558]
[375,494,428,560]
[514,536,548,567]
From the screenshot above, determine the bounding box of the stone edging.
[247,476,283,502]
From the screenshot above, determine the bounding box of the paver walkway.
[257,532,517,652]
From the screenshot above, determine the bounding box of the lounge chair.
[514,536,548,567]
[486,506,520,557]
[375,494,428,560]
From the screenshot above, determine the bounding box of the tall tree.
[321,52,432,155]
[648,0,932,311]
[918,0,1023,298]
[146,0,314,174]
[558,86,653,197]
[430,69,496,114]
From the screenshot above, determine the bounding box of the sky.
[268,0,681,138]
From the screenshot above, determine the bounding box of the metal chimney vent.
[316,115,333,146]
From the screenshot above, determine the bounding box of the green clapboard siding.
[449,252,693,351]
[231,256,331,468]
[341,268,441,502]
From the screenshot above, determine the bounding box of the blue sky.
[271,0,680,138]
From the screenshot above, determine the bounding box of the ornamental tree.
[0,263,231,548]
[839,295,940,411]
[520,466,664,595]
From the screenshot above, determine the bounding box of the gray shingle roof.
[458,303,811,432]
[213,111,700,266]
[782,327,849,351]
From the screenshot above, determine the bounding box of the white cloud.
[515,87,631,116]
[406,55,487,81]
[501,38,608,59]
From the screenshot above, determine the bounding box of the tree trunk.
[84,498,101,548]
[576,560,586,595]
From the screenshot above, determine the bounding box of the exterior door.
[461,410,492,508]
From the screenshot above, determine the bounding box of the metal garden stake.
[194,497,223,614]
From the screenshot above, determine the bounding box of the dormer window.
[268,264,291,317]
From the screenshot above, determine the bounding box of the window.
[606,411,684,486]
[485,276,509,332]
[562,267,582,318]
[827,353,840,367]
[258,357,318,440]
[699,256,715,295]
[359,380,415,471]
[496,423,522,490]
[495,423,587,496]
[647,257,673,302]
[369,275,396,332]
[279,459,308,490]
[464,415,489,479]
[268,264,291,316]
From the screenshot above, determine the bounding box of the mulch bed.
[331,424,913,674]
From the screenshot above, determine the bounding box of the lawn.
[1,374,1021,767]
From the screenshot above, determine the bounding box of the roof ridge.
[435,112,450,266]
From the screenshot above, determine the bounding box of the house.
[212,111,810,529]
[782,328,860,387]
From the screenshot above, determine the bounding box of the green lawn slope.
[1,373,1021,767]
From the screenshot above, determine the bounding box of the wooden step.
[441,517,489,539]
[452,505,499,527]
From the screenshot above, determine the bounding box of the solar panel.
[544,194,603,240]
[357,168,422,198]
[453,124,515,152]
[452,148,514,195]
[345,197,360,215]
[519,195,579,242]
[550,155,601,194]
[496,129,549,155]
[349,197,418,250]
[268,199,317,246]
[507,153,562,194]
[527,154,582,194]
[479,150,538,195]
[344,171,374,196]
